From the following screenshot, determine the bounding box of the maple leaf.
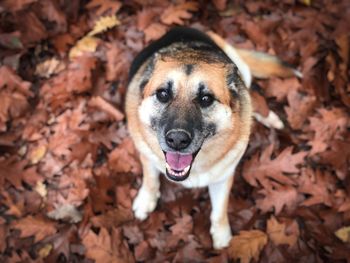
[88,15,120,36]
[256,185,300,214]
[228,230,268,263]
[11,215,56,243]
[243,145,307,189]
[86,0,122,16]
[267,216,299,247]
[160,2,199,25]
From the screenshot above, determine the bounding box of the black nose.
[165,130,192,150]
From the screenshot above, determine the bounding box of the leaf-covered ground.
[0,0,349,262]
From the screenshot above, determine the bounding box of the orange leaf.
[228,230,268,263]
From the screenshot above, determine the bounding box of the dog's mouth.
[163,151,198,181]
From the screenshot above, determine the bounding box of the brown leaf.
[160,2,199,25]
[144,23,167,43]
[298,169,336,207]
[90,207,133,228]
[82,227,133,263]
[108,138,141,174]
[86,0,122,16]
[88,96,124,121]
[308,108,348,155]
[1,0,37,12]
[267,216,299,247]
[137,9,158,30]
[256,185,300,214]
[228,230,268,263]
[243,145,307,189]
[12,215,56,242]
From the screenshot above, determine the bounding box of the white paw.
[132,188,160,221]
[210,223,232,249]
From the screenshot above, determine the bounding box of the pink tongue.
[165,152,193,171]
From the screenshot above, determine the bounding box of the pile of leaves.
[0,0,349,262]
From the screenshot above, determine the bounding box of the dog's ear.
[226,65,245,99]
[136,53,159,97]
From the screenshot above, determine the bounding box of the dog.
[125,27,296,249]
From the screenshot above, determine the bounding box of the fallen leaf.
[35,58,66,78]
[12,215,56,242]
[47,204,83,223]
[69,36,100,59]
[160,2,199,25]
[86,0,122,16]
[257,185,300,214]
[228,230,268,263]
[334,226,350,243]
[267,216,298,247]
[88,96,124,121]
[29,144,47,164]
[88,15,120,36]
[144,23,167,43]
[243,145,307,189]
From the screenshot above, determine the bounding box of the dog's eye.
[198,94,214,108]
[156,89,171,103]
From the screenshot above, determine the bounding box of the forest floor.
[0,0,349,262]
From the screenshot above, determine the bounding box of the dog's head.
[137,47,249,182]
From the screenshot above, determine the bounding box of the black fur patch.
[185,64,194,75]
[128,27,231,82]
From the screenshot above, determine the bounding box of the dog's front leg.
[209,176,234,249]
[132,155,160,220]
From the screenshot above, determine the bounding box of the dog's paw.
[132,188,160,221]
[210,223,232,249]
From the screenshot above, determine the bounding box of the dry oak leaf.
[257,185,300,214]
[243,145,307,190]
[0,0,37,12]
[108,138,141,174]
[308,108,348,155]
[228,230,268,263]
[11,215,56,243]
[137,9,158,30]
[69,36,100,59]
[144,23,167,43]
[82,228,133,263]
[160,2,199,25]
[86,0,122,16]
[267,216,299,247]
[88,15,120,36]
[298,169,336,207]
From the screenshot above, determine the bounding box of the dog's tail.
[235,48,303,79]
[206,31,302,88]
[207,31,302,130]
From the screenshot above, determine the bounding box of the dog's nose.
[165,130,191,150]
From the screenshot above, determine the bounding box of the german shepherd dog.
[126,27,259,249]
